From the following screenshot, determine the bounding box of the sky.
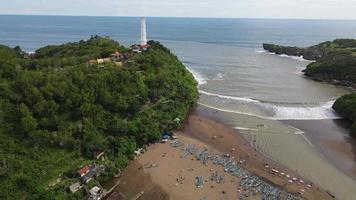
[1,0,356,20]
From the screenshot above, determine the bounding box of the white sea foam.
[255,48,276,55]
[186,68,207,86]
[198,102,269,119]
[212,72,225,80]
[294,67,305,75]
[199,90,258,103]
[268,101,340,120]
[255,48,268,54]
[234,126,260,131]
[256,48,314,62]
[278,54,311,62]
[199,90,340,120]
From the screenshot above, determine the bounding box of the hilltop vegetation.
[0,36,198,199]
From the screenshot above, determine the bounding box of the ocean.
[1,16,354,119]
[2,15,356,199]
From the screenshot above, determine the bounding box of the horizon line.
[1,13,356,21]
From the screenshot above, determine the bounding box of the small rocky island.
[264,39,356,135]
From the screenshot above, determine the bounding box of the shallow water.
[284,119,356,180]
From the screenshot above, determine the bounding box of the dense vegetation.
[333,94,356,135]
[0,36,198,199]
[264,39,356,135]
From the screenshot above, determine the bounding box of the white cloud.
[1,0,356,19]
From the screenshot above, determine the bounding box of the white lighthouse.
[140,17,147,46]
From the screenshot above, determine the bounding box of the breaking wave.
[268,101,339,120]
[199,90,258,103]
[198,102,269,119]
[212,72,225,80]
[255,48,314,62]
[234,126,260,131]
[199,90,340,120]
[278,54,311,62]
[186,68,207,86]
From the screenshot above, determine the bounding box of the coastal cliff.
[0,37,198,199]
[262,43,327,60]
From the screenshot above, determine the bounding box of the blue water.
[2,15,356,51]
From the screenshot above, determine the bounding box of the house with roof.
[78,166,90,177]
[82,165,105,183]
[69,182,81,193]
[110,51,124,61]
[89,186,101,196]
[130,44,150,53]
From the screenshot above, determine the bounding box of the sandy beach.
[109,109,334,200]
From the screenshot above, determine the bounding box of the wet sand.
[112,108,333,200]
[283,119,356,181]
[196,103,356,200]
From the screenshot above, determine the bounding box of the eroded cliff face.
[263,43,327,60]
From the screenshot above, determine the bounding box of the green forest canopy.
[0,36,198,199]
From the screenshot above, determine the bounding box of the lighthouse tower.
[140,17,147,46]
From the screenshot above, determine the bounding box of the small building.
[82,165,104,183]
[69,182,81,193]
[89,186,101,196]
[130,45,142,54]
[110,51,123,61]
[78,166,90,177]
[97,58,104,64]
[96,58,112,64]
[130,44,150,53]
[140,44,149,51]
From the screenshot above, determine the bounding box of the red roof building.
[78,166,90,177]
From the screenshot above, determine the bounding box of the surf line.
[198,102,271,120]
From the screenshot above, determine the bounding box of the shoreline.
[282,119,356,181]
[110,106,333,200]
[303,74,356,89]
